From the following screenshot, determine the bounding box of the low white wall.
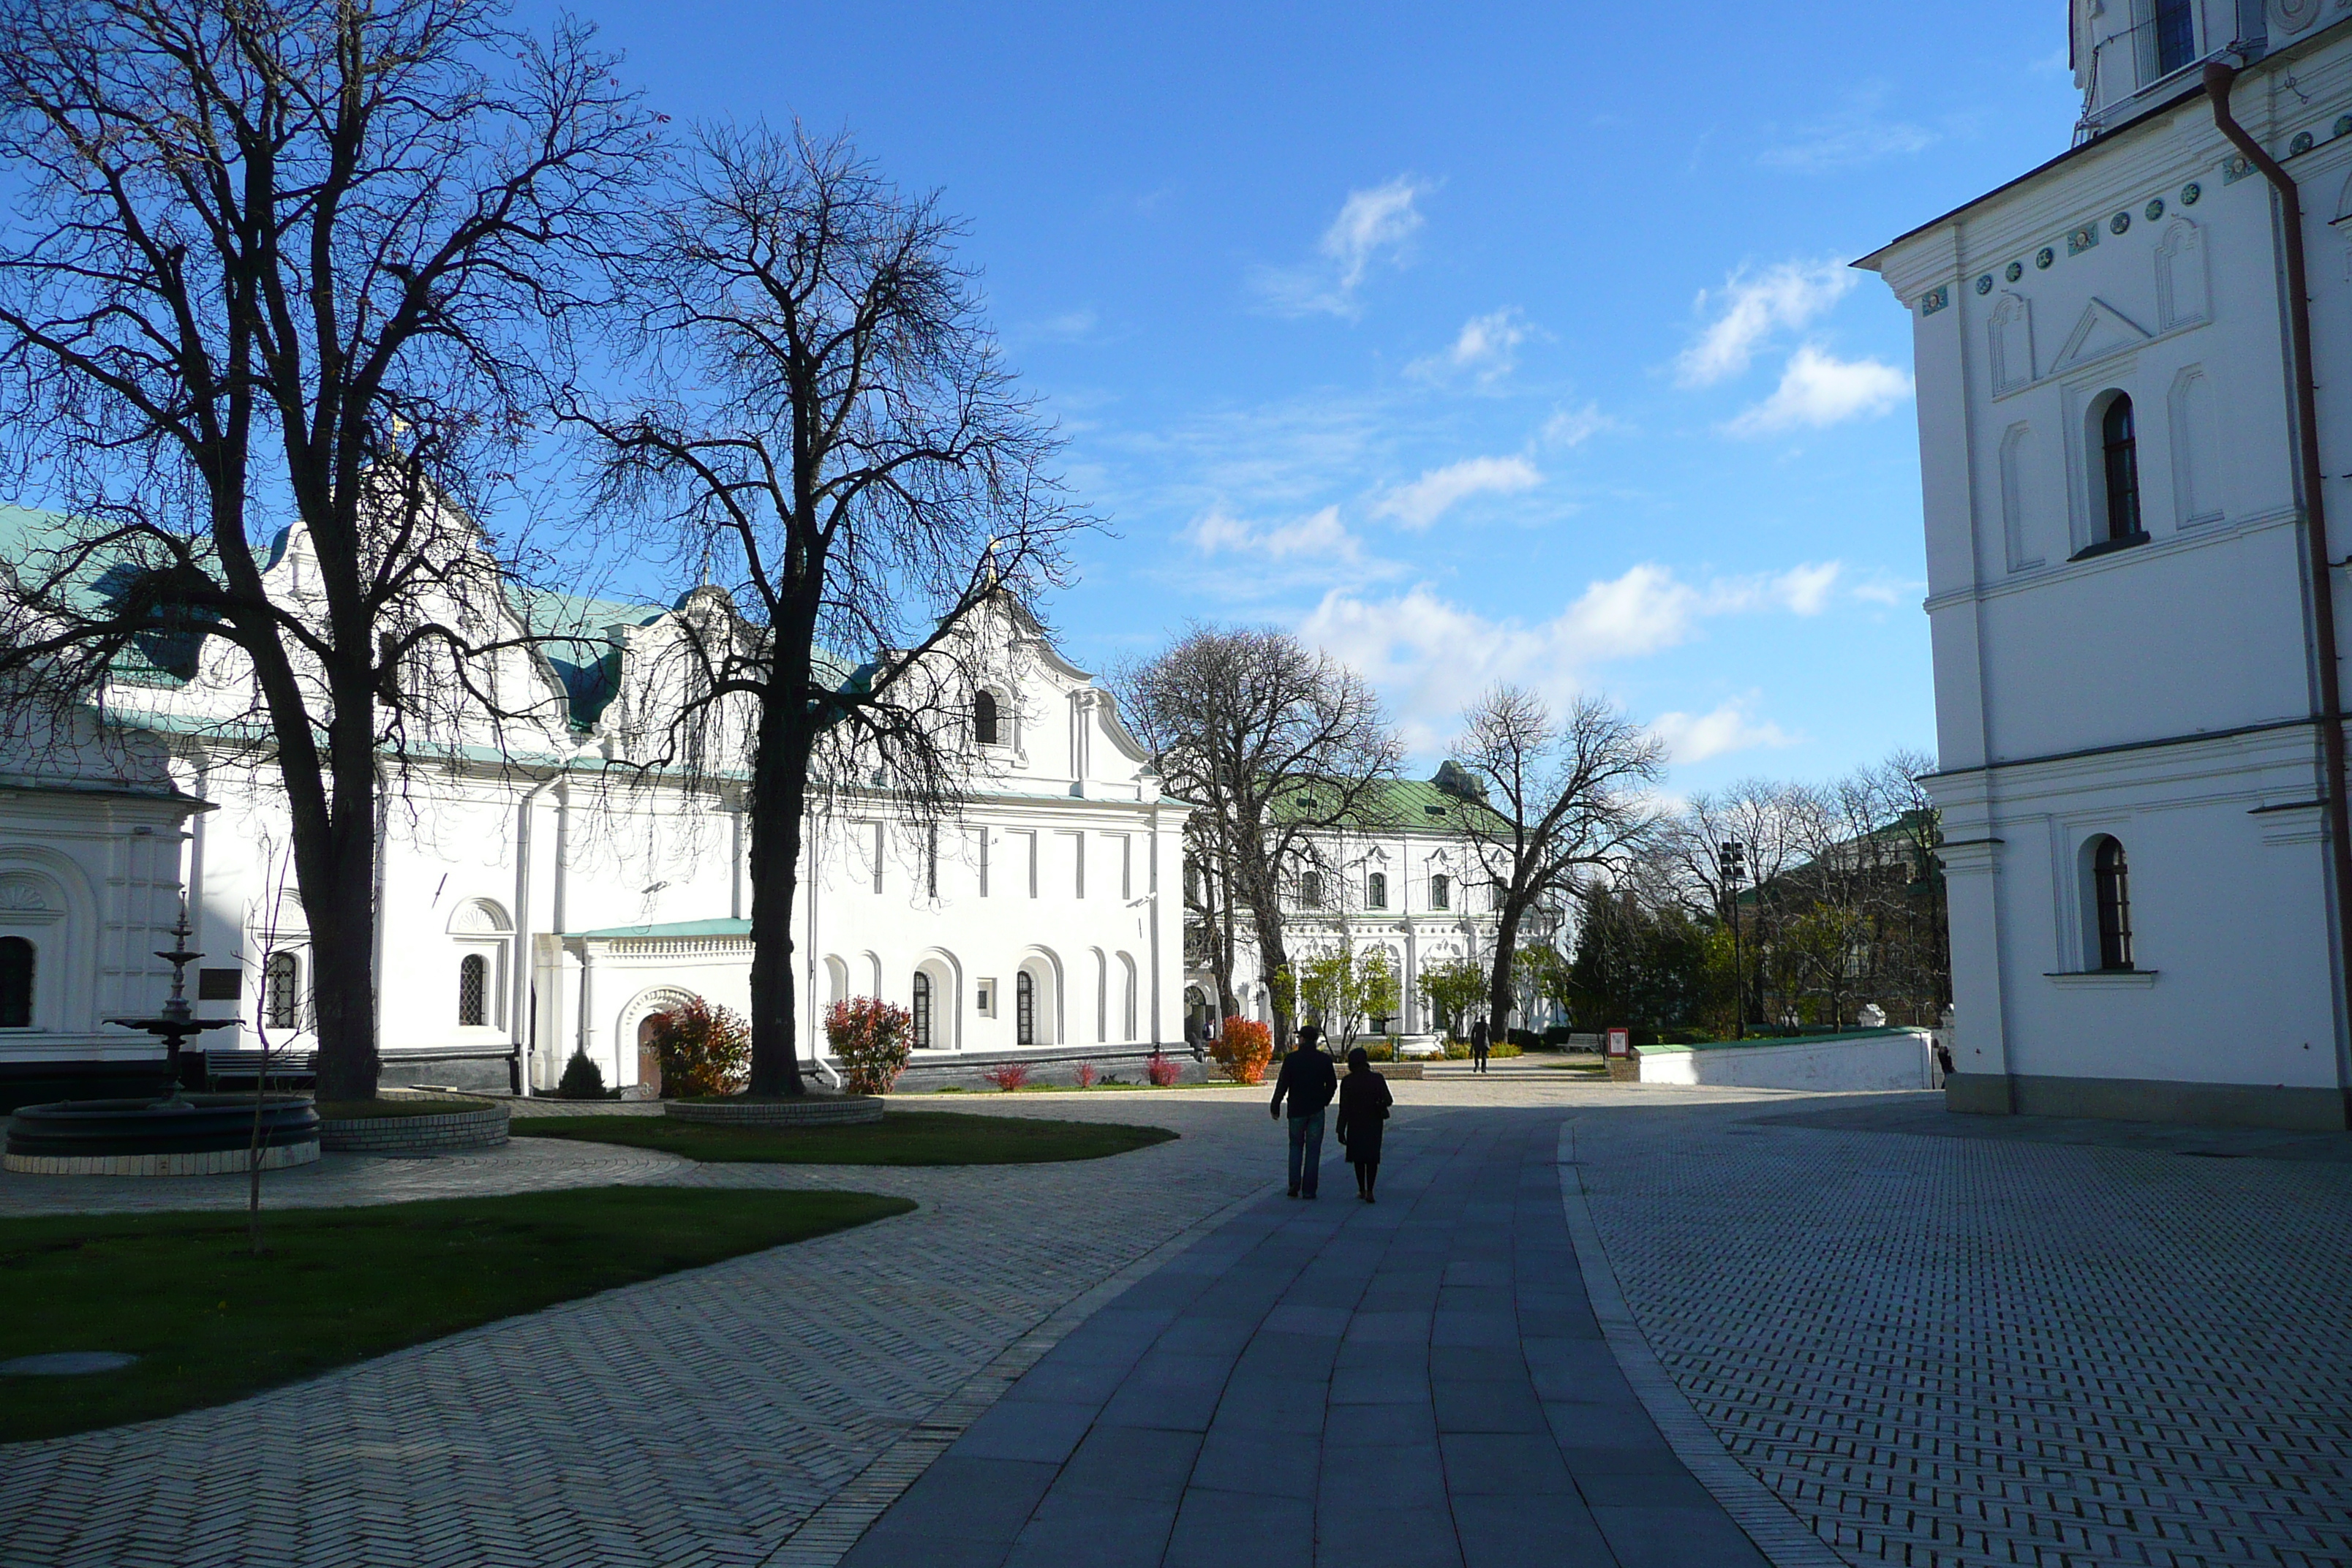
[1637,1029,1935,1091]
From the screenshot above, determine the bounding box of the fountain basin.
[4,1095,321,1176]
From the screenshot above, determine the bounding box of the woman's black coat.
[1335,1068,1393,1164]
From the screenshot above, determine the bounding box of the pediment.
[2051,298,2152,374]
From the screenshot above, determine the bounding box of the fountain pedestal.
[1,903,320,1175]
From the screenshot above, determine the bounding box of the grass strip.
[0,1186,910,1442]
[513,1108,1176,1165]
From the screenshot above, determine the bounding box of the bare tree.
[0,0,652,1099]
[1120,626,1403,1046]
[581,125,1091,1097]
[1452,686,1663,1045]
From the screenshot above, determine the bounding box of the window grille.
[1431,874,1451,911]
[264,951,300,1031]
[1017,970,1036,1045]
[2093,837,2135,970]
[913,970,933,1048]
[459,952,489,1026]
[1368,872,1387,909]
[2102,396,2142,542]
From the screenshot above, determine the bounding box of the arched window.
[1367,871,1387,909]
[912,970,934,1049]
[2092,837,2134,970]
[263,951,300,1032]
[1431,874,1451,911]
[0,936,31,1028]
[974,690,1000,746]
[1016,970,1036,1046]
[2100,395,2143,543]
[458,952,489,1026]
[1300,872,1324,909]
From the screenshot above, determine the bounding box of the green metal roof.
[570,917,753,941]
[1267,772,1509,834]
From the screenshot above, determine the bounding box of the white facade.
[0,510,1188,1096]
[1861,4,2352,1127]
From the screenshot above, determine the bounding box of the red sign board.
[1605,1027,1630,1058]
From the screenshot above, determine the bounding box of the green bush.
[555,1050,611,1100]
[1359,1041,1398,1062]
[1507,1028,1540,1049]
[1543,1025,1576,1047]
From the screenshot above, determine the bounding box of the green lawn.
[0,1186,910,1441]
[513,1108,1177,1165]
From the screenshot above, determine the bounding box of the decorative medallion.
[1975,274,1994,295]
[2144,197,2166,222]
[2068,224,2100,255]
[2338,116,2352,138]
[2036,246,2056,270]
[2005,260,2024,282]
[2291,130,2316,156]
[2109,211,2131,235]
[2181,181,2201,206]
[2223,152,2255,184]
[1920,284,1950,317]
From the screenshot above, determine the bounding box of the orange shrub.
[1210,1017,1274,1085]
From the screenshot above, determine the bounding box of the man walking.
[1470,1016,1490,1075]
[1270,1023,1338,1198]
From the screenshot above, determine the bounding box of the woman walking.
[1335,1046,1395,1202]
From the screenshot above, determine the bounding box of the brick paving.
[5,1079,2352,1568]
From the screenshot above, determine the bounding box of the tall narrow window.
[264,951,300,1032]
[1017,970,1036,1046]
[458,952,489,1026]
[2153,0,2195,77]
[2093,837,2135,970]
[0,936,31,1028]
[974,690,1000,746]
[1367,871,1387,910]
[2101,395,2143,543]
[912,970,934,1048]
[1300,872,1324,909]
[1431,874,1451,911]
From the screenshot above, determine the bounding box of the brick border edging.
[4,1140,322,1176]
[666,1097,884,1127]
[317,1102,510,1153]
[1556,1119,1849,1568]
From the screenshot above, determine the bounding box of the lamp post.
[1717,840,1746,1040]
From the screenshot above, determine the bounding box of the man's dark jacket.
[1271,1044,1338,1117]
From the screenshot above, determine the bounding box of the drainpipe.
[509,766,570,1096]
[2208,60,2352,1126]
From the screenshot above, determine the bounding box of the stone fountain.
[2,902,320,1175]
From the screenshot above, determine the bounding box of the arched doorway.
[636,1013,664,1097]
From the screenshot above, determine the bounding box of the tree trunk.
[300,701,383,1103]
[745,698,810,1098]
[1252,901,1294,1049]
[1486,897,1528,1049]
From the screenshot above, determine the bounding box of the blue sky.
[534,0,2082,789]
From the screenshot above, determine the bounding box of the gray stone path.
[838,1110,1770,1568]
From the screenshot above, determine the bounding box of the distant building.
[1861,1,2352,1128]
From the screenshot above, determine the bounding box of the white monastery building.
[1863,0,2352,1128]
[0,505,1193,1099]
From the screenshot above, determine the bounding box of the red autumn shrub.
[826,997,913,1096]
[1208,1017,1274,1085]
[642,998,751,1097]
[1074,1063,1098,1089]
[1145,1051,1181,1087]
[982,1061,1033,1092]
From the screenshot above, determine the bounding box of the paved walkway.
[7,1081,2352,1568]
[838,1110,1765,1568]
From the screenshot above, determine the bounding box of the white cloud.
[1186,503,1362,564]
[1297,559,1869,752]
[1254,176,1431,317]
[1540,402,1616,448]
[1028,307,1099,341]
[1725,345,1912,435]
[1757,88,1939,173]
[1676,260,1856,387]
[1373,454,1542,530]
[1649,700,1799,764]
[1408,308,1527,384]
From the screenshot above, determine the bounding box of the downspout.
[2208,60,2352,1125]
[509,765,570,1096]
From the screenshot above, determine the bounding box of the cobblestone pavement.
[7,1080,2352,1568]
[1575,1091,2352,1568]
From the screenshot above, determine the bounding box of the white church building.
[1862,1,2352,1128]
[0,505,1191,1100]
